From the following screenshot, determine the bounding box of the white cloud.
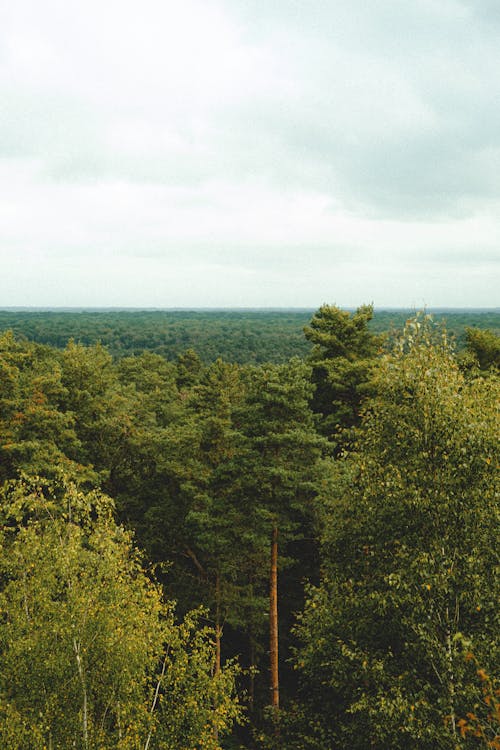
[0,0,499,306]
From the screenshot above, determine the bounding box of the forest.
[0,308,498,363]
[0,304,498,749]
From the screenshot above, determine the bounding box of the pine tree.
[304,304,382,443]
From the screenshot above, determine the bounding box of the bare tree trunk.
[144,647,170,750]
[446,607,456,737]
[117,702,122,741]
[212,572,223,746]
[269,525,279,710]
[73,637,88,750]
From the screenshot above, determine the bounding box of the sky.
[1,0,499,308]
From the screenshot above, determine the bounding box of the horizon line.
[0,306,499,313]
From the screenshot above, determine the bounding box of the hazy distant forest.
[0,305,498,749]
[1,308,499,363]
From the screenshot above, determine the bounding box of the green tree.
[240,360,325,717]
[176,348,204,391]
[462,327,500,371]
[0,333,87,483]
[174,359,251,672]
[294,316,499,749]
[59,341,134,480]
[304,304,382,443]
[0,476,241,749]
[106,351,185,539]
[138,359,268,716]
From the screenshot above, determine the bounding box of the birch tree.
[0,476,241,749]
[294,316,499,749]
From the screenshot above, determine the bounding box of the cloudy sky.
[1,0,499,308]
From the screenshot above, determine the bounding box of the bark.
[117,702,122,741]
[73,637,88,750]
[269,525,279,709]
[446,607,456,737]
[211,572,223,745]
[144,647,170,750]
[185,546,207,579]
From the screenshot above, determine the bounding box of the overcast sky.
[1,0,499,308]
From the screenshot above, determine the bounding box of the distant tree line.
[0,308,498,363]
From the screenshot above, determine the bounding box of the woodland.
[0,304,498,749]
[0,308,498,363]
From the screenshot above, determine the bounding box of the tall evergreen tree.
[0,334,87,482]
[180,359,252,672]
[239,360,325,716]
[304,304,382,442]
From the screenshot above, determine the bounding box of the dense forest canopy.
[0,308,498,363]
[0,305,498,749]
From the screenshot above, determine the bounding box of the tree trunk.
[446,606,457,737]
[73,637,88,750]
[144,647,170,750]
[215,571,221,677]
[269,525,279,710]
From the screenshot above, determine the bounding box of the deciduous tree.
[294,316,499,749]
[0,476,241,749]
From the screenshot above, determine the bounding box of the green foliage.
[462,327,500,371]
[1,308,498,748]
[182,361,252,603]
[0,333,88,483]
[304,304,382,441]
[240,358,323,528]
[237,359,326,716]
[0,477,241,749]
[59,341,135,479]
[0,310,314,363]
[304,304,378,360]
[294,316,499,749]
[0,309,497,364]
